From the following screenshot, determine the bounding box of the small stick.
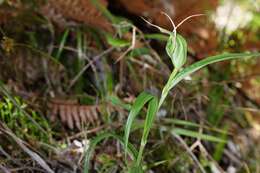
[115,26,136,63]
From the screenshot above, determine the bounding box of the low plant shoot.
[84,13,260,173]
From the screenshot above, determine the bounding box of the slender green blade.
[124,92,153,158]
[165,118,200,127]
[76,30,83,60]
[143,33,168,41]
[55,29,69,60]
[163,118,228,134]
[213,125,229,161]
[105,34,131,47]
[174,53,260,89]
[171,128,226,143]
[136,97,158,166]
[160,53,260,106]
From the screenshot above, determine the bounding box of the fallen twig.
[0,123,54,173]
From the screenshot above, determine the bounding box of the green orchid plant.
[84,13,260,173]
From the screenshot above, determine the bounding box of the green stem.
[158,68,178,108]
[134,68,179,167]
[136,142,145,166]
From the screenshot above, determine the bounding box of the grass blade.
[171,128,226,143]
[76,30,83,60]
[105,33,131,47]
[213,125,229,161]
[55,29,69,60]
[163,118,229,134]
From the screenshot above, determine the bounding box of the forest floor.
[0,0,260,173]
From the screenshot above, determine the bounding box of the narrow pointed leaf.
[105,34,131,47]
[171,128,226,143]
[124,92,153,158]
[160,52,260,105]
[136,97,158,166]
[144,33,168,41]
[55,29,70,60]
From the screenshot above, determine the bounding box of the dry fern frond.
[40,0,113,31]
[48,98,101,129]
